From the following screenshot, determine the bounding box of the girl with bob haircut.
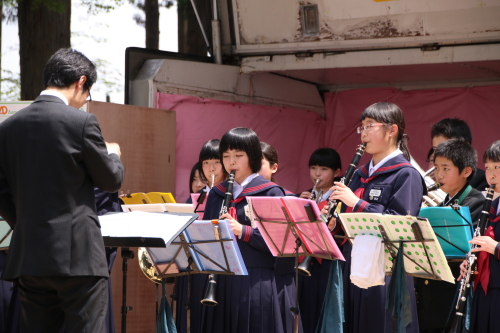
[297,147,342,333]
[199,139,227,190]
[326,102,425,333]
[202,127,299,333]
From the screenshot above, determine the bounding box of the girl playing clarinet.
[202,127,298,333]
[326,102,425,333]
[459,140,500,332]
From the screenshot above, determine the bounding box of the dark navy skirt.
[298,258,332,333]
[470,285,500,333]
[201,267,286,333]
[174,273,208,333]
[342,242,420,333]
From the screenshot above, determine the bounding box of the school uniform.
[201,174,299,333]
[416,184,485,332]
[335,151,425,333]
[470,196,500,333]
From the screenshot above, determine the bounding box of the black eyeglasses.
[86,90,92,102]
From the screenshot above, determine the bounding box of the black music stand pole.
[121,247,135,333]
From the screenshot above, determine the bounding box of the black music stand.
[145,219,247,333]
[100,211,198,333]
[247,196,345,333]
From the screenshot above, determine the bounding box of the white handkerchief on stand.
[350,235,385,289]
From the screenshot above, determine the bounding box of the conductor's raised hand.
[105,142,121,158]
[220,213,243,236]
[329,182,359,208]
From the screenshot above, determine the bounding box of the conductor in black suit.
[0,48,124,332]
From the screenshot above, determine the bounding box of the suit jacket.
[0,95,124,280]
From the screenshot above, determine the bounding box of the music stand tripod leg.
[121,247,135,333]
[291,238,301,333]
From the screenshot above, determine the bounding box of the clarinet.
[200,170,236,306]
[448,184,496,332]
[319,142,367,224]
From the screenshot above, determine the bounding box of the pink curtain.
[157,85,499,202]
[325,86,500,173]
[157,94,325,202]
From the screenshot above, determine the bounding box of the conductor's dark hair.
[434,139,477,181]
[484,140,500,163]
[431,118,472,144]
[361,102,410,161]
[220,127,263,173]
[189,162,205,193]
[261,142,279,182]
[44,48,97,92]
[308,148,342,171]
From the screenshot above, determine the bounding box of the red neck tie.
[474,215,500,294]
[345,175,378,213]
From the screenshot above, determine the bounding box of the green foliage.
[0,69,21,101]
[80,0,129,14]
[92,58,123,97]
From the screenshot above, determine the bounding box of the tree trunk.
[18,0,71,100]
[144,0,159,49]
[177,0,211,56]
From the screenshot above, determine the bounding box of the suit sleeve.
[241,186,286,253]
[0,166,16,228]
[82,114,124,192]
[352,168,423,216]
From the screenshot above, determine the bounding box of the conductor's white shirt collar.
[40,90,69,106]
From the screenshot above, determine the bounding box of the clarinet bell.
[296,256,313,277]
[200,275,218,306]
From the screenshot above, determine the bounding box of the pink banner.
[325,86,500,172]
[157,94,325,202]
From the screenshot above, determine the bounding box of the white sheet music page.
[99,211,194,247]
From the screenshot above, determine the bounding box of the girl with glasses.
[325,102,425,333]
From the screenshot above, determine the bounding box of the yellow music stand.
[146,192,176,204]
[120,192,153,205]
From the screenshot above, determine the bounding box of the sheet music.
[187,220,248,275]
[247,196,344,261]
[99,211,194,247]
[121,203,165,213]
[339,212,454,283]
[0,218,12,250]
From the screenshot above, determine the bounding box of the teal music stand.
[419,206,474,259]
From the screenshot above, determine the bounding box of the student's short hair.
[308,148,342,171]
[199,139,221,163]
[220,128,263,173]
[431,118,472,144]
[434,139,477,180]
[483,140,500,163]
[44,48,97,92]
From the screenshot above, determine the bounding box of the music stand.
[419,206,474,260]
[190,192,207,219]
[247,196,345,333]
[100,211,198,333]
[338,212,454,282]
